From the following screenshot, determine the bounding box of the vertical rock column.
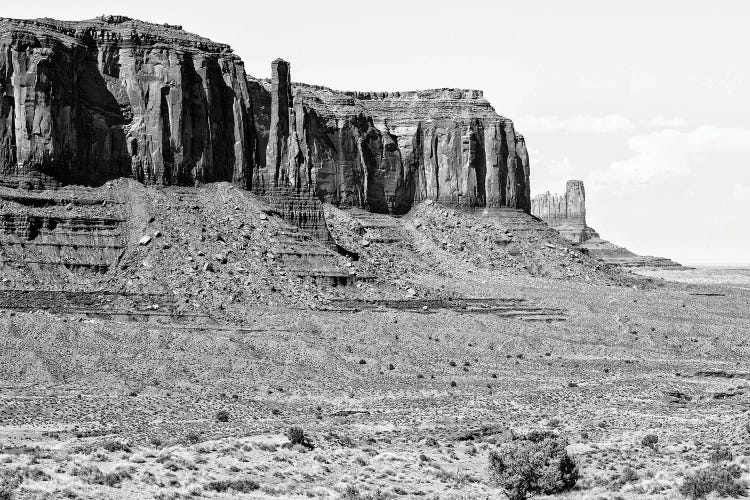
[565,179,586,225]
[516,135,531,212]
[503,121,518,208]
[266,58,292,187]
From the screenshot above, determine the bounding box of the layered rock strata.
[577,238,684,269]
[0,16,257,188]
[531,180,599,243]
[252,61,531,215]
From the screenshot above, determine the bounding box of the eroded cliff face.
[0,16,256,188]
[0,17,531,216]
[252,61,531,214]
[531,180,598,243]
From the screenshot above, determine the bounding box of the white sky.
[5,0,749,265]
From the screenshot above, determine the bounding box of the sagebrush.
[488,432,579,500]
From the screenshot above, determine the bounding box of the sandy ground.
[1,267,750,499]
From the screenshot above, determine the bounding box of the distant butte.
[532,180,685,269]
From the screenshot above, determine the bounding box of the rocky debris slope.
[251,60,531,215]
[531,180,599,243]
[0,180,395,322]
[0,16,257,188]
[324,200,638,288]
[405,203,632,284]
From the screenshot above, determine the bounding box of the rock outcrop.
[0,16,257,188]
[251,61,531,215]
[531,180,599,243]
[534,180,684,269]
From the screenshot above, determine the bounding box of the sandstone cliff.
[0,16,531,217]
[251,60,531,215]
[0,16,257,188]
[531,180,599,243]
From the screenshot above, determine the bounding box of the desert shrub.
[204,479,259,493]
[72,465,105,484]
[0,469,23,500]
[621,466,638,483]
[22,467,50,481]
[287,426,314,449]
[72,465,132,487]
[340,485,388,500]
[488,433,579,500]
[288,427,305,445]
[184,431,202,444]
[524,430,558,443]
[101,440,131,453]
[216,410,230,422]
[679,464,747,499]
[341,485,363,499]
[102,468,133,488]
[641,434,659,449]
[709,446,733,463]
[257,442,277,452]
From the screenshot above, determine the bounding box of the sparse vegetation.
[679,464,747,499]
[618,466,639,486]
[287,426,314,449]
[183,431,202,444]
[0,469,23,500]
[101,440,131,453]
[204,479,260,493]
[709,446,733,463]
[641,434,659,449]
[488,432,579,500]
[340,485,388,500]
[72,465,133,487]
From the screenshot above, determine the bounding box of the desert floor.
[1,269,749,499]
